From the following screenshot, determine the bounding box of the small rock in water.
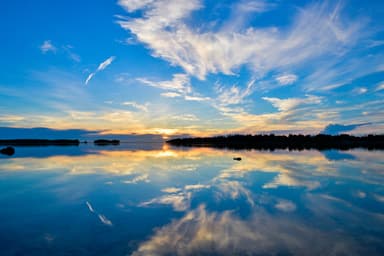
[1,146,15,156]
[233,157,242,161]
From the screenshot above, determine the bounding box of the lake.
[1,144,384,255]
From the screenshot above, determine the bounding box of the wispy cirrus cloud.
[122,101,149,112]
[276,74,298,86]
[161,92,182,98]
[40,41,81,62]
[118,0,156,12]
[113,0,384,135]
[85,56,116,85]
[137,74,191,93]
[216,79,255,107]
[137,74,210,101]
[171,114,199,121]
[118,1,365,80]
[262,95,322,112]
[63,45,81,62]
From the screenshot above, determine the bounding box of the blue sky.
[1,0,384,136]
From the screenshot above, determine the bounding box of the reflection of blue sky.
[322,150,356,161]
[0,148,384,254]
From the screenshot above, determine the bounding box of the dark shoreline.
[167,134,384,150]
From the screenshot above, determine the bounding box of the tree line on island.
[0,139,120,146]
[0,139,120,156]
[166,134,384,150]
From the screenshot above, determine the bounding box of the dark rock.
[1,146,15,156]
[233,157,242,161]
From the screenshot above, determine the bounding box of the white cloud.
[161,92,182,98]
[216,79,255,108]
[118,1,364,80]
[184,95,210,101]
[222,0,274,32]
[122,101,149,112]
[97,56,115,71]
[236,0,272,14]
[137,73,209,101]
[118,0,154,12]
[262,95,322,112]
[137,73,191,93]
[85,73,95,85]
[40,40,56,54]
[85,56,116,85]
[275,74,298,85]
[171,114,199,121]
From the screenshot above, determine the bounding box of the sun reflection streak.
[2,148,383,189]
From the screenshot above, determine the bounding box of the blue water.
[0,145,384,255]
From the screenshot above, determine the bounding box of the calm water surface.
[0,144,384,255]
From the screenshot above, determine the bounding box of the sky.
[1,0,384,137]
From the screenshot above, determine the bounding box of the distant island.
[167,134,384,150]
[0,139,80,146]
[93,139,120,146]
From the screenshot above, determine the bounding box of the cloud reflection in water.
[132,205,372,256]
[1,147,384,255]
